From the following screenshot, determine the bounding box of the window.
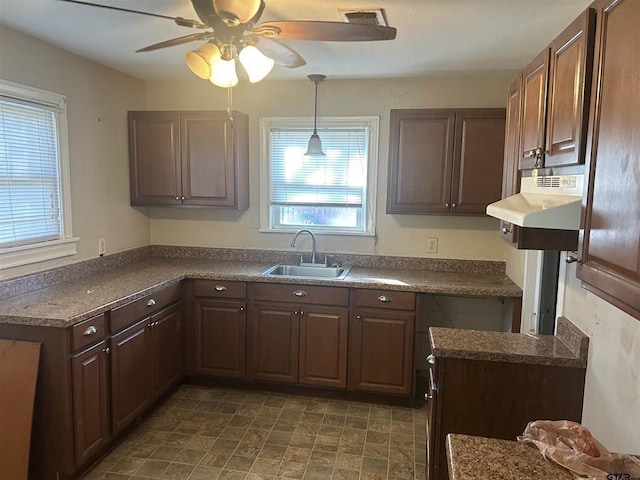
[0,79,76,269]
[260,116,378,235]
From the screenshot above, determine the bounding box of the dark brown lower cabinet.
[111,302,182,435]
[299,306,348,388]
[348,308,415,395]
[250,302,300,384]
[71,340,110,466]
[150,303,182,397]
[194,299,246,377]
[427,356,585,480]
[110,318,152,435]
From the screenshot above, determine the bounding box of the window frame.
[260,116,379,236]
[0,79,77,270]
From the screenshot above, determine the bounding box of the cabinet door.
[545,9,596,168]
[387,110,455,214]
[519,49,549,169]
[71,341,110,466]
[128,111,181,205]
[451,109,505,215]
[577,0,640,319]
[249,302,299,383]
[110,318,151,434]
[348,308,415,395]
[299,306,348,388]
[150,303,182,399]
[181,112,235,206]
[500,75,523,244]
[194,299,246,378]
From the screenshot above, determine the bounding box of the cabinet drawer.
[354,289,416,311]
[251,283,349,307]
[194,280,246,299]
[110,283,181,333]
[71,313,107,351]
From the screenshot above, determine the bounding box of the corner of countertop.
[555,316,589,367]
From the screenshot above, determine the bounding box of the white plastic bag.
[517,420,640,480]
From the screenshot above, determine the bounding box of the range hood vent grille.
[536,176,561,188]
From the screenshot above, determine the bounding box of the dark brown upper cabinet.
[387,108,505,215]
[519,9,596,170]
[128,110,249,208]
[499,74,578,251]
[577,0,640,321]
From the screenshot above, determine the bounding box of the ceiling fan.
[57,0,397,86]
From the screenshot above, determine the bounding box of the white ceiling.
[0,0,592,82]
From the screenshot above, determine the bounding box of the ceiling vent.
[339,8,388,27]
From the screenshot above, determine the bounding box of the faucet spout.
[290,229,317,264]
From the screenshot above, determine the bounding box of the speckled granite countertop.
[446,434,572,479]
[429,316,588,368]
[0,256,521,328]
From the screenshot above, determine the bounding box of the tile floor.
[82,385,428,480]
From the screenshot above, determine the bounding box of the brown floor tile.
[82,386,428,480]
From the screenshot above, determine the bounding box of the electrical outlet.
[426,237,438,254]
[98,238,106,256]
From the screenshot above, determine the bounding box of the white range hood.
[486,174,584,230]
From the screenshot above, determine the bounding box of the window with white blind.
[260,117,378,235]
[0,79,76,270]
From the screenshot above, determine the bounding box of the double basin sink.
[262,263,351,280]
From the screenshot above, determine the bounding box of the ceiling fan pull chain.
[227,86,234,127]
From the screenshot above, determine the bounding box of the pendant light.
[305,74,326,156]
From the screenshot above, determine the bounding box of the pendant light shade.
[210,58,239,87]
[305,74,326,156]
[239,45,275,83]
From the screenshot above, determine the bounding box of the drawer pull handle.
[214,285,227,292]
[83,325,97,336]
[293,290,307,297]
[377,295,393,303]
[146,299,156,307]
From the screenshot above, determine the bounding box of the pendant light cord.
[313,79,318,135]
[227,86,234,127]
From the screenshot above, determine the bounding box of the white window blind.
[270,128,367,208]
[0,98,62,248]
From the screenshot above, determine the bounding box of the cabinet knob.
[502,226,512,234]
[300,310,304,316]
[524,150,536,158]
[214,285,227,292]
[175,196,179,201]
[452,203,457,208]
[103,347,110,354]
[240,307,244,311]
[293,290,307,297]
[424,392,432,401]
[445,203,450,208]
[427,354,436,365]
[377,295,393,303]
[146,299,156,307]
[181,196,185,200]
[83,325,97,336]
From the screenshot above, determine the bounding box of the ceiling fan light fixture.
[210,58,239,88]
[213,0,262,25]
[239,45,275,83]
[305,74,326,157]
[186,42,221,79]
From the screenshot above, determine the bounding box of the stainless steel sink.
[262,264,351,280]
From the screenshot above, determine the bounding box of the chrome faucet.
[290,229,317,264]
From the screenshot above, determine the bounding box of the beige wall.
[559,267,640,453]
[146,75,514,260]
[0,25,150,281]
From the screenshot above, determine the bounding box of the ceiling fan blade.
[57,0,207,28]
[247,36,306,68]
[254,21,397,41]
[136,32,214,53]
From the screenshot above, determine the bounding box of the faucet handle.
[298,254,304,265]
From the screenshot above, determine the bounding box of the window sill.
[0,237,79,270]
[259,228,376,237]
